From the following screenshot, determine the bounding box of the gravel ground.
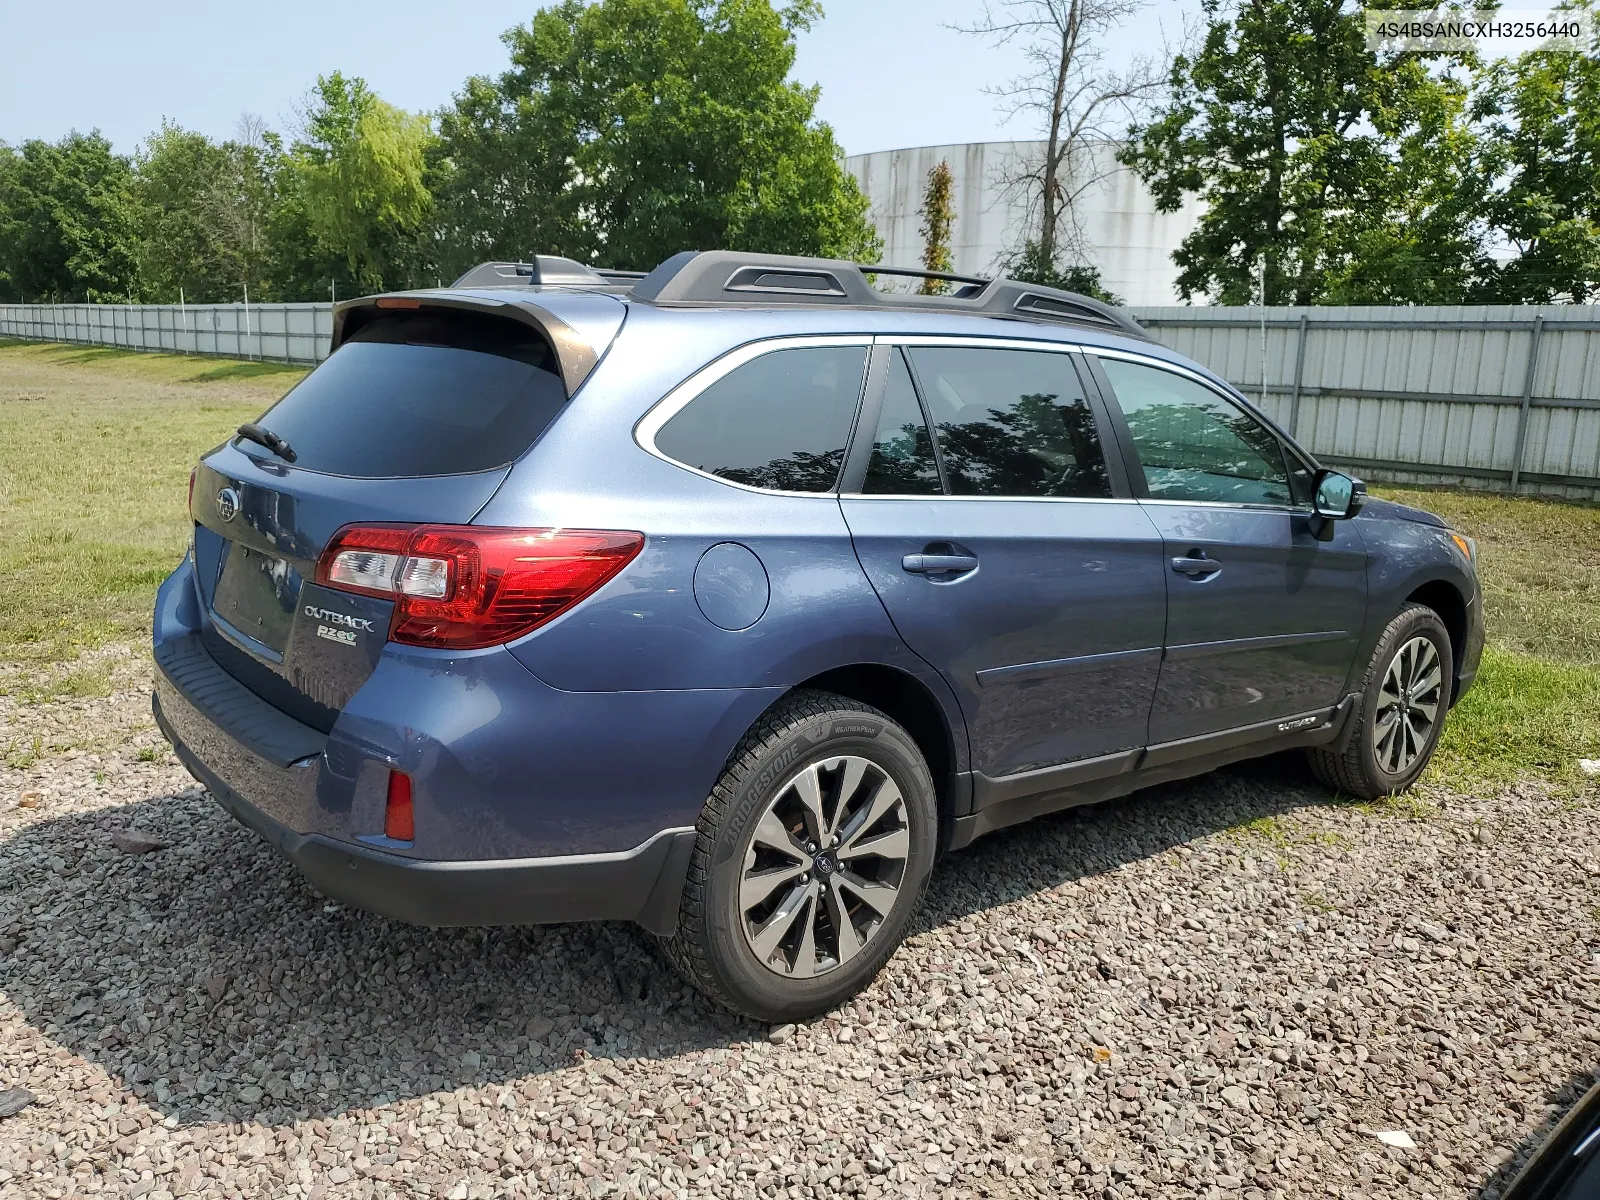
[2,655,1598,1200]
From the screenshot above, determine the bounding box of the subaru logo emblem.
[216,487,240,522]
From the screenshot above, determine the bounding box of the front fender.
[1353,517,1482,698]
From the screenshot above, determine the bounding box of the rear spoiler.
[331,293,604,397]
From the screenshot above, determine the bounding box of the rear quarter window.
[651,344,868,493]
[242,309,568,478]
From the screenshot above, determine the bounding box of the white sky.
[0,0,1203,157]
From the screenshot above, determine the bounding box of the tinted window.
[906,347,1111,498]
[654,346,866,493]
[246,311,568,478]
[1099,358,1292,506]
[862,350,942,495]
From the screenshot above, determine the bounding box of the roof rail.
[450,256,635,292]
[629,250,1147,339]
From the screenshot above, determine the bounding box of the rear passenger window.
[862,349,942,495]
[653,346,867,493]
[906,347,1111,498]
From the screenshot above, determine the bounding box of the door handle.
[1170,554,1221,578]
[902,553,979,575]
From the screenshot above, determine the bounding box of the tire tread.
[1307,602,1447,799]
[659,689,921,1018]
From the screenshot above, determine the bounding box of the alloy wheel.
[1371,635,1444,775]
[738,755,911,978]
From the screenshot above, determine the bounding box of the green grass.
[0,341,302,674]
[1382,486,1600,666]
[1375,487,1600,791]
[1431,646,1600,789]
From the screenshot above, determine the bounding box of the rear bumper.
[151,624,700,935]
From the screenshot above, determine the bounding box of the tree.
[1471,1,1600,302]
[961,0,1166,284]
[293,73,435,292]
[0,132,139,302]
[132,123,244,302]
[1118,0,1489,305]
[429,71,590,280]
[917,160,955,294]
[430,0,880,275]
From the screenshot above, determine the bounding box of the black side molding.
[947,696,1357,851]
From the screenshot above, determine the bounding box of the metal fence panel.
[1130,304,1600,499]
[0,302,333,364]
[3,300,1598,498]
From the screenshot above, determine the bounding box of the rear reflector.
[316,524,645,650]
[385,770,414,841]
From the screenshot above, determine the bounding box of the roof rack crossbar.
[858,264,992,287]
[444,250,1147,340]
[449,256,635,293]
[629,250,1147,340]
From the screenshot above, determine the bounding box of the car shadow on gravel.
[1475,1069,1600,1199]
[0,753,1337,1129]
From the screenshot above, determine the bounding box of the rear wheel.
[1308,603,1452,799]
[661,690,937,1022]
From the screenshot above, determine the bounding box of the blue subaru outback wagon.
[153,251,1483,1020]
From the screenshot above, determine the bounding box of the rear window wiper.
[236,422,298,464]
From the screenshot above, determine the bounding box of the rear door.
[840,339,1166,796]
[189,305,593,727]
[1085,352,1368,748]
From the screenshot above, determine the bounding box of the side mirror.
[1313,469,1366,519]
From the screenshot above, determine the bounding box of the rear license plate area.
[211,542,301,655]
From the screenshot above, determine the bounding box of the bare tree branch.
[954,0,1184,273]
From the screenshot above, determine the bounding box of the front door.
[1088,353,1368,746]
[840,342,1167,787]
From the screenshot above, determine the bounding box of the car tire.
[660,689,938,1022]
[1307,603,1453,800]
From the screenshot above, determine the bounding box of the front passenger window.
[1098,358,1292,506]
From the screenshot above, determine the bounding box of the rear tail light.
[187,467,197,515]
[385,770,414,841]
[316,524,644,650]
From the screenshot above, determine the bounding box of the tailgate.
[186,300,613,727]
[191,451,511,729]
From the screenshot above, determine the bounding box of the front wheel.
[1308,603,1452,799]
[661,690,938,1022]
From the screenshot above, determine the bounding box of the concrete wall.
[844,140,1205,306]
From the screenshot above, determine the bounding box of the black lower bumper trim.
[154,694,695,936]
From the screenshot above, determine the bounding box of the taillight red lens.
[315,525,644,650]
[187,467,197,515]
[385,770,414,841]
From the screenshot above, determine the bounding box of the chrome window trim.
[633,334,874,498]
[838,493,1140,505]
[873,333,1086,353]
[1087,346,1317,515]
[1139,497,1313,514]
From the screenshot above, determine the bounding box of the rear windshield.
[240,310,567,478]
